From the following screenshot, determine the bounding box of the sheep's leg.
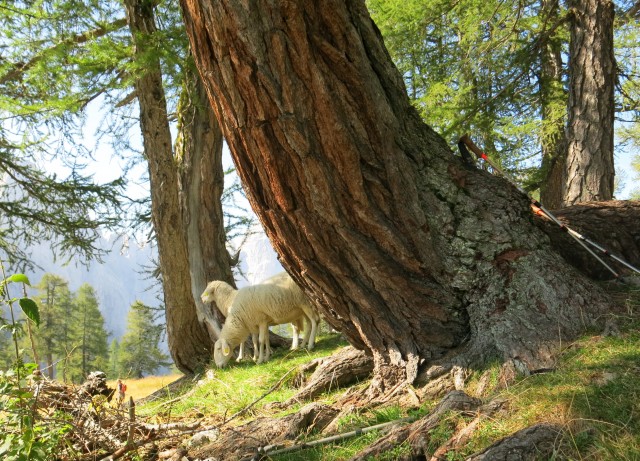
[257,323,268,364]
[237,342,245,362]
[265,331,272,361]
[291,319,302,350]
[251,333,259,361]
[307,314,318,350]
[309,318,317,349]
[299,314,312,349]
[299,304,321,350]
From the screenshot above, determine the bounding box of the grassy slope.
[137,286,640,460]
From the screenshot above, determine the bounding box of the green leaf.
[6,274,31,285]
[19,298,39,326]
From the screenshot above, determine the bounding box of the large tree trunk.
[563,0,615,206]
[175,62,235,342]
[179,0,610,393]
[538,0,566,210]
[124,0,211,373]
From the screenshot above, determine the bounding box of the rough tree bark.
[175,63,236,343]
[563,0,615,206]
[179,0,610,394]
[537,200,640,280]
[124,0,211,373]
[538,0,566,210]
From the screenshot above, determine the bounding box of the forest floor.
[119,280,640,461]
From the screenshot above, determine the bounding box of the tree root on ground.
[465,423,565,460]
[190,402,339,460]
[349,390,481,461]
[282,346,374,405]
[183,346,572,461]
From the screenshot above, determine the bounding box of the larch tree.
[368,1,637,209]
[119,301,170,378]
[109,339,122,378]
[538,0,569,210]
[31,274,73,379]
[179,0,612,394]
[123,0,239,372]
[368,0,542,170]
[73,283,109,382]
[2,0,255,374]
[175,62,237,343]
[563,0,616,206]
[0,1,125,269]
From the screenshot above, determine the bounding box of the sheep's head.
[201,280,226,304]
[213,338,233,368]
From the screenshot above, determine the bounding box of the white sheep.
[201,272,318,363]
[201,279,255,361]
[212,273,319,367]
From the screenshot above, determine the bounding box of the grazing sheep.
[259,272,319,350]
[201,272,319,362]
[213,273,319,367]
[201,279,255,361]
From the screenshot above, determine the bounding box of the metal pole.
[459,135,640,278]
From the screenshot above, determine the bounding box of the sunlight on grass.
[453,313,640,460]
[130,288,640,460]
[137,335,349,422]
[108,373,183,401]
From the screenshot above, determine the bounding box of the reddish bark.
[179,0,611,393]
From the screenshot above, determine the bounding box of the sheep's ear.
[222,339,231,356]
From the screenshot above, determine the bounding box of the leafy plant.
[0,263,71,461]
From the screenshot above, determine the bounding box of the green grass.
[136,287,640,461]
[137,335,350,421]
[434,293,640,461]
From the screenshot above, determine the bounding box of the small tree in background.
[70,284,109,382]
[118,301,170,378]
[108,338,122,378]
[631,156,640,199]
[30,274,73,379]
[0,322,13,370]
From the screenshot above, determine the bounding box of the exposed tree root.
[283,346,373,405]
[185,351,567,461]
[536,200,640,281]
[465,423,565,460]
[190,402,339,460]
[428,399,508,461]
[349,391,481,461]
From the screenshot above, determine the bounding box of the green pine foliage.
[118,301,170,379]
[69,283,109,382]
[28,274,73,379]
[368,0,549,169]
[367,0,640,193]
[16,274,110,383]
[0,0,127,269]
[631,155,640,199]
[108,338,122,378]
